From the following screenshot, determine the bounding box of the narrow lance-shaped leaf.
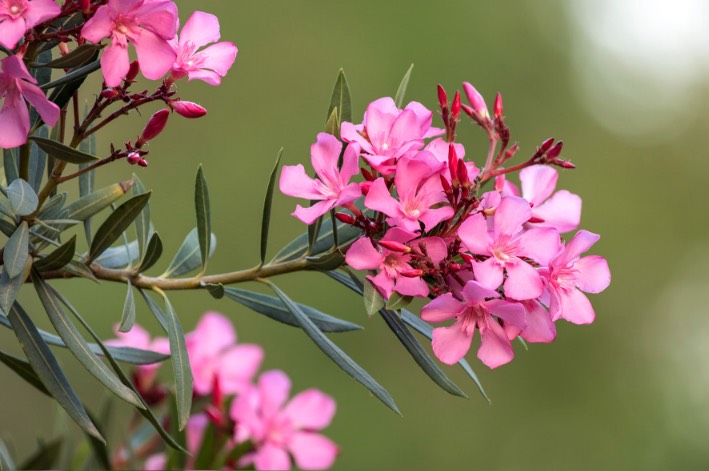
[327,69,352,128]
[132,175,150,260]
[394,63,414,108]
[7,302,103,442]
[64,179,134,222]
[3,147,18,184]
[34,44,101,69]
[119,281,136,333]
[0,313,169,365]
[0,256,29,314]
[194,166,211,273]
[162,294,193,430]
[28,125,48,192]
[93,239,139,269]
[4,222,29,278]
[7,178,38,216]
[31,273,144,409]
[79,133,96,244]
[324,107,339,136]
[265,280,400,414]
[260,148,283,265]
[0,348,50,396]
[363,277,385,316]
[138,289,169,333]
[88,192,151,262]
[48,286,187,453]
[162,228,217,278]
[223,286,362,333]
[138,232,163,272]
[40,59,100,91]
[29,136,98,164]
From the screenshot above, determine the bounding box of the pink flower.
[186,312,264,396]
[502,165,582,233]
[0,0,60,49]
[345,228,435,299]
[0,54,59,148]
[143,414,208,470]
[169,11,237,86]
[364,154,453,233]
[458,196,559,300]
[341,97,443,175]
[230,370,338,471]
[105,323,170,392]
[81,0,178,87]
[280,132,362,225]
[424,138,479,183]
[539,230,611,324]
[421,280,526,368]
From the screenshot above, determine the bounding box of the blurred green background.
[3,0,709,469]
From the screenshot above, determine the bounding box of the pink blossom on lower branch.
[0,0,60,49]
[0,54,59,148]
[230,370,338,470]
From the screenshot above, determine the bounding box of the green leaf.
[162,228,217,278]
[47,287,186,453]
[28,126,49,192]
[93,240,139,269]
[3,147,18,184]
[7,178,38,216]
[385,292,413,311]
[0,439,15,471]
[37,192,66,218]
[29,137,99,164]
[324,107,339,136]
[0,313,168,365]
[265,281,399,414]
[272,211,362,263]
[327,69,352,130]
[138,232,162,272]
[79,134,96,245]
[0,258,27,314]
[119,281,136,333]
[4,222,29,278]
[35,44,101,69]
[33,235,76,272]
[194,166,211,273]
[0,348,50,396]
[64,180,133,222]
[88,192,151,262]
[32,273,143,408]
[363,278,385,316]
[305,250,345,271]
[223,286,362,333]
[394,63,414,108]
[307,214,324,256]
[202,282,224,299]
[260,148,283,265]
[131,175,150,261]
[138,289,169,333]
[63,260,97,281]
[40,59,100,90]
[379,309,467,398]
[7,303,103,442]
[162,295,193,430]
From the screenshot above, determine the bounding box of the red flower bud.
[361,167,375,181]
[546,141,563,159]
[359,181,372,195]
[447,143,458,182]
[378,240,411,253]
[559,160,576,169]
[79,0,90,14]
[101,88,119,100]
[493,92,503,120]
[334,212,356,225]
[528,216,545,224]
[399,269,424,278]
[460,253,475,265]
[126,60,140,82]
[437,84,448,110]
[140,109,170,142]
[126,152,141,165]
[451,91,461,120]
[540,137,555,153]
[137,158,149,167]
[462,82,489,118]
[170,100,207,119]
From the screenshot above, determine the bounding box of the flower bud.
[399,269,424,278]
[546,141,563,160]
[79,0,90,15]
[137,158,149,167]
[460,253,475,265]
[125,60,140,82]
[494,92,503,120]
[462,82,489,118]
[334,212,356,225]
[540,137,555,153]
[559,160,576,169]
[447,144,458,182]
[101,88,119,100]
[437,84,448,111]
[378,240,411,253]
[361,167,375,181]
[170,100,207,119]
[451,91,461,120]
[126,152,142,165]
[140,109,170,143]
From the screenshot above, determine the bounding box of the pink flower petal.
[345,238,385,270]
[520,300,556,343]
[493,196,531,236]
[503,259,542,300]
[460,279,500,304]
[17,80,59,126]
[310,133,341,183]
[420,293,465,323]
[394,275,429,297]
[533,190,582,234]
[289,432,339,470]
[419,205,454,231]
[472,257,504,291]
[100,41,130,87]
[279,164,323,200]
[458,213,492,255]
[179,11,220,48]
[292,200,335,225]
[431,323,474,365]
[0,17,27,49]
[485,299,527,333]
[573,255,611,294]
[520,165,558,206]
[364,178,401,218]
[556,230,600,266]
[132,28,176,80]
[186,69,222,86]
[198,42,238,77]
[253,442,292,471]
[132,0,178,39]
[258,370,292,418]
[81,5,115,43]
[559,288,595,324]
[477,320,514,369]
[218,344,264,395]
[0,88,29,148]
[518,227,561,266]
[283,389,336,430]
[22,0,61,28]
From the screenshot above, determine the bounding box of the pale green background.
[2,1,709,469]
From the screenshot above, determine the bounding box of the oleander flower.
[0,0,60,49]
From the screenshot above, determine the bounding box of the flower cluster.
[107,312,338,471]
[280,84,610,369]
[0,0,236,152]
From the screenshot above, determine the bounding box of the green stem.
[18,142,30,182]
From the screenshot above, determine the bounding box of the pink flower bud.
[559,160,576,169]
[334,213,356,225]
[138,158,149,167]
[437,84,448,110]
[451,91,461,120]
[378,240,411,253]
[126,152,141,165]
[101,88,119,100]
[140,109,170,142]
[360,181,372,195]
[494,92,503,120]
[460,252,475,265]
[399,269,424,278]
[170,100,207,119]
[462,82,489,118]
[448,144,458,182]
